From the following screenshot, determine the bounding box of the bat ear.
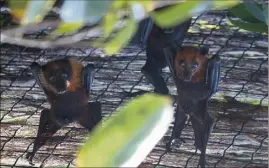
[199,46,209,55]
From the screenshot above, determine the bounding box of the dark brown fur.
[26,58,101,165]
[167,46,218,168]
[174,47,208,83]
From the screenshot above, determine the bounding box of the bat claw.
[165,138,185,150]
[198,153,209,168]
[25,152,35,165]
[171,139,183,148]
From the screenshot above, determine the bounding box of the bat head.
[174,46,209,83]
[41,59,72,93]
[40,58,83,94]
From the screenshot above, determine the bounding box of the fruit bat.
[26,58,102,165]
[164,46,221,168]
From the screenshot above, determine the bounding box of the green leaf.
[151,0,239,28]
[150,1,200,28]
[77,93,173,167]
[129,0,155,12]
[262,4,268,25]
[212,0,239,10]
[104,19,138,54]
[51,22,84,36]
[103,12,118,37]
[21,0,56,25]
[8,0,29,20]
[228,17,268,33]
[111,1,127,9]
[243,2,265,23]
[60,0,112,24]
[228,3,262,23]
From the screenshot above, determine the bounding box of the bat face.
[174,47,208,83]
[27,59,102,165]
[41,59,72,94]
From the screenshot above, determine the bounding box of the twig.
[1,21,102,48]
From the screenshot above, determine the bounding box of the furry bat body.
[26,58,102,165]
[165,46,221,168]
[129,5,192,95]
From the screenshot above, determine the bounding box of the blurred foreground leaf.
[212,0,239,10]
[77,93,173,167]
[9,0,29,21]
[104,19,138,54]
[103,12,117,37]
[151,1,199,28]
[59,0,112,24]
[51,22,84,36]
[9,0,56,24]
[151,0,239,28]
[262,4,268,25]
[244,2,266,23]
[228,1,268,34]
[229,3,261,23]
[228,18,268,33]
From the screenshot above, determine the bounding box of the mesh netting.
[0,10,268,168]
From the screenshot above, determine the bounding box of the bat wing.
[129,18,154,46]
[206,55,221,98]
[163,19,192,83]
[26,109,61,165]
[30,62,56,100]
[78,101,102,132]
[162,18,192,48]
[30,62,46,93]
[82,64,95,95]
[163,46,177,80]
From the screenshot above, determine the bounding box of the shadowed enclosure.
[0,10,268,168]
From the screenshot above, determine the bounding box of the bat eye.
[192,63,198,69]
[49,76,56,82]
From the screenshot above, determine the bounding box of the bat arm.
[30,62,43,90]
[163,46,176,78]
[30,62,55,99]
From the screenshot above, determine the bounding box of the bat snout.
[55,79,68,93]
[183,71,192,82]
